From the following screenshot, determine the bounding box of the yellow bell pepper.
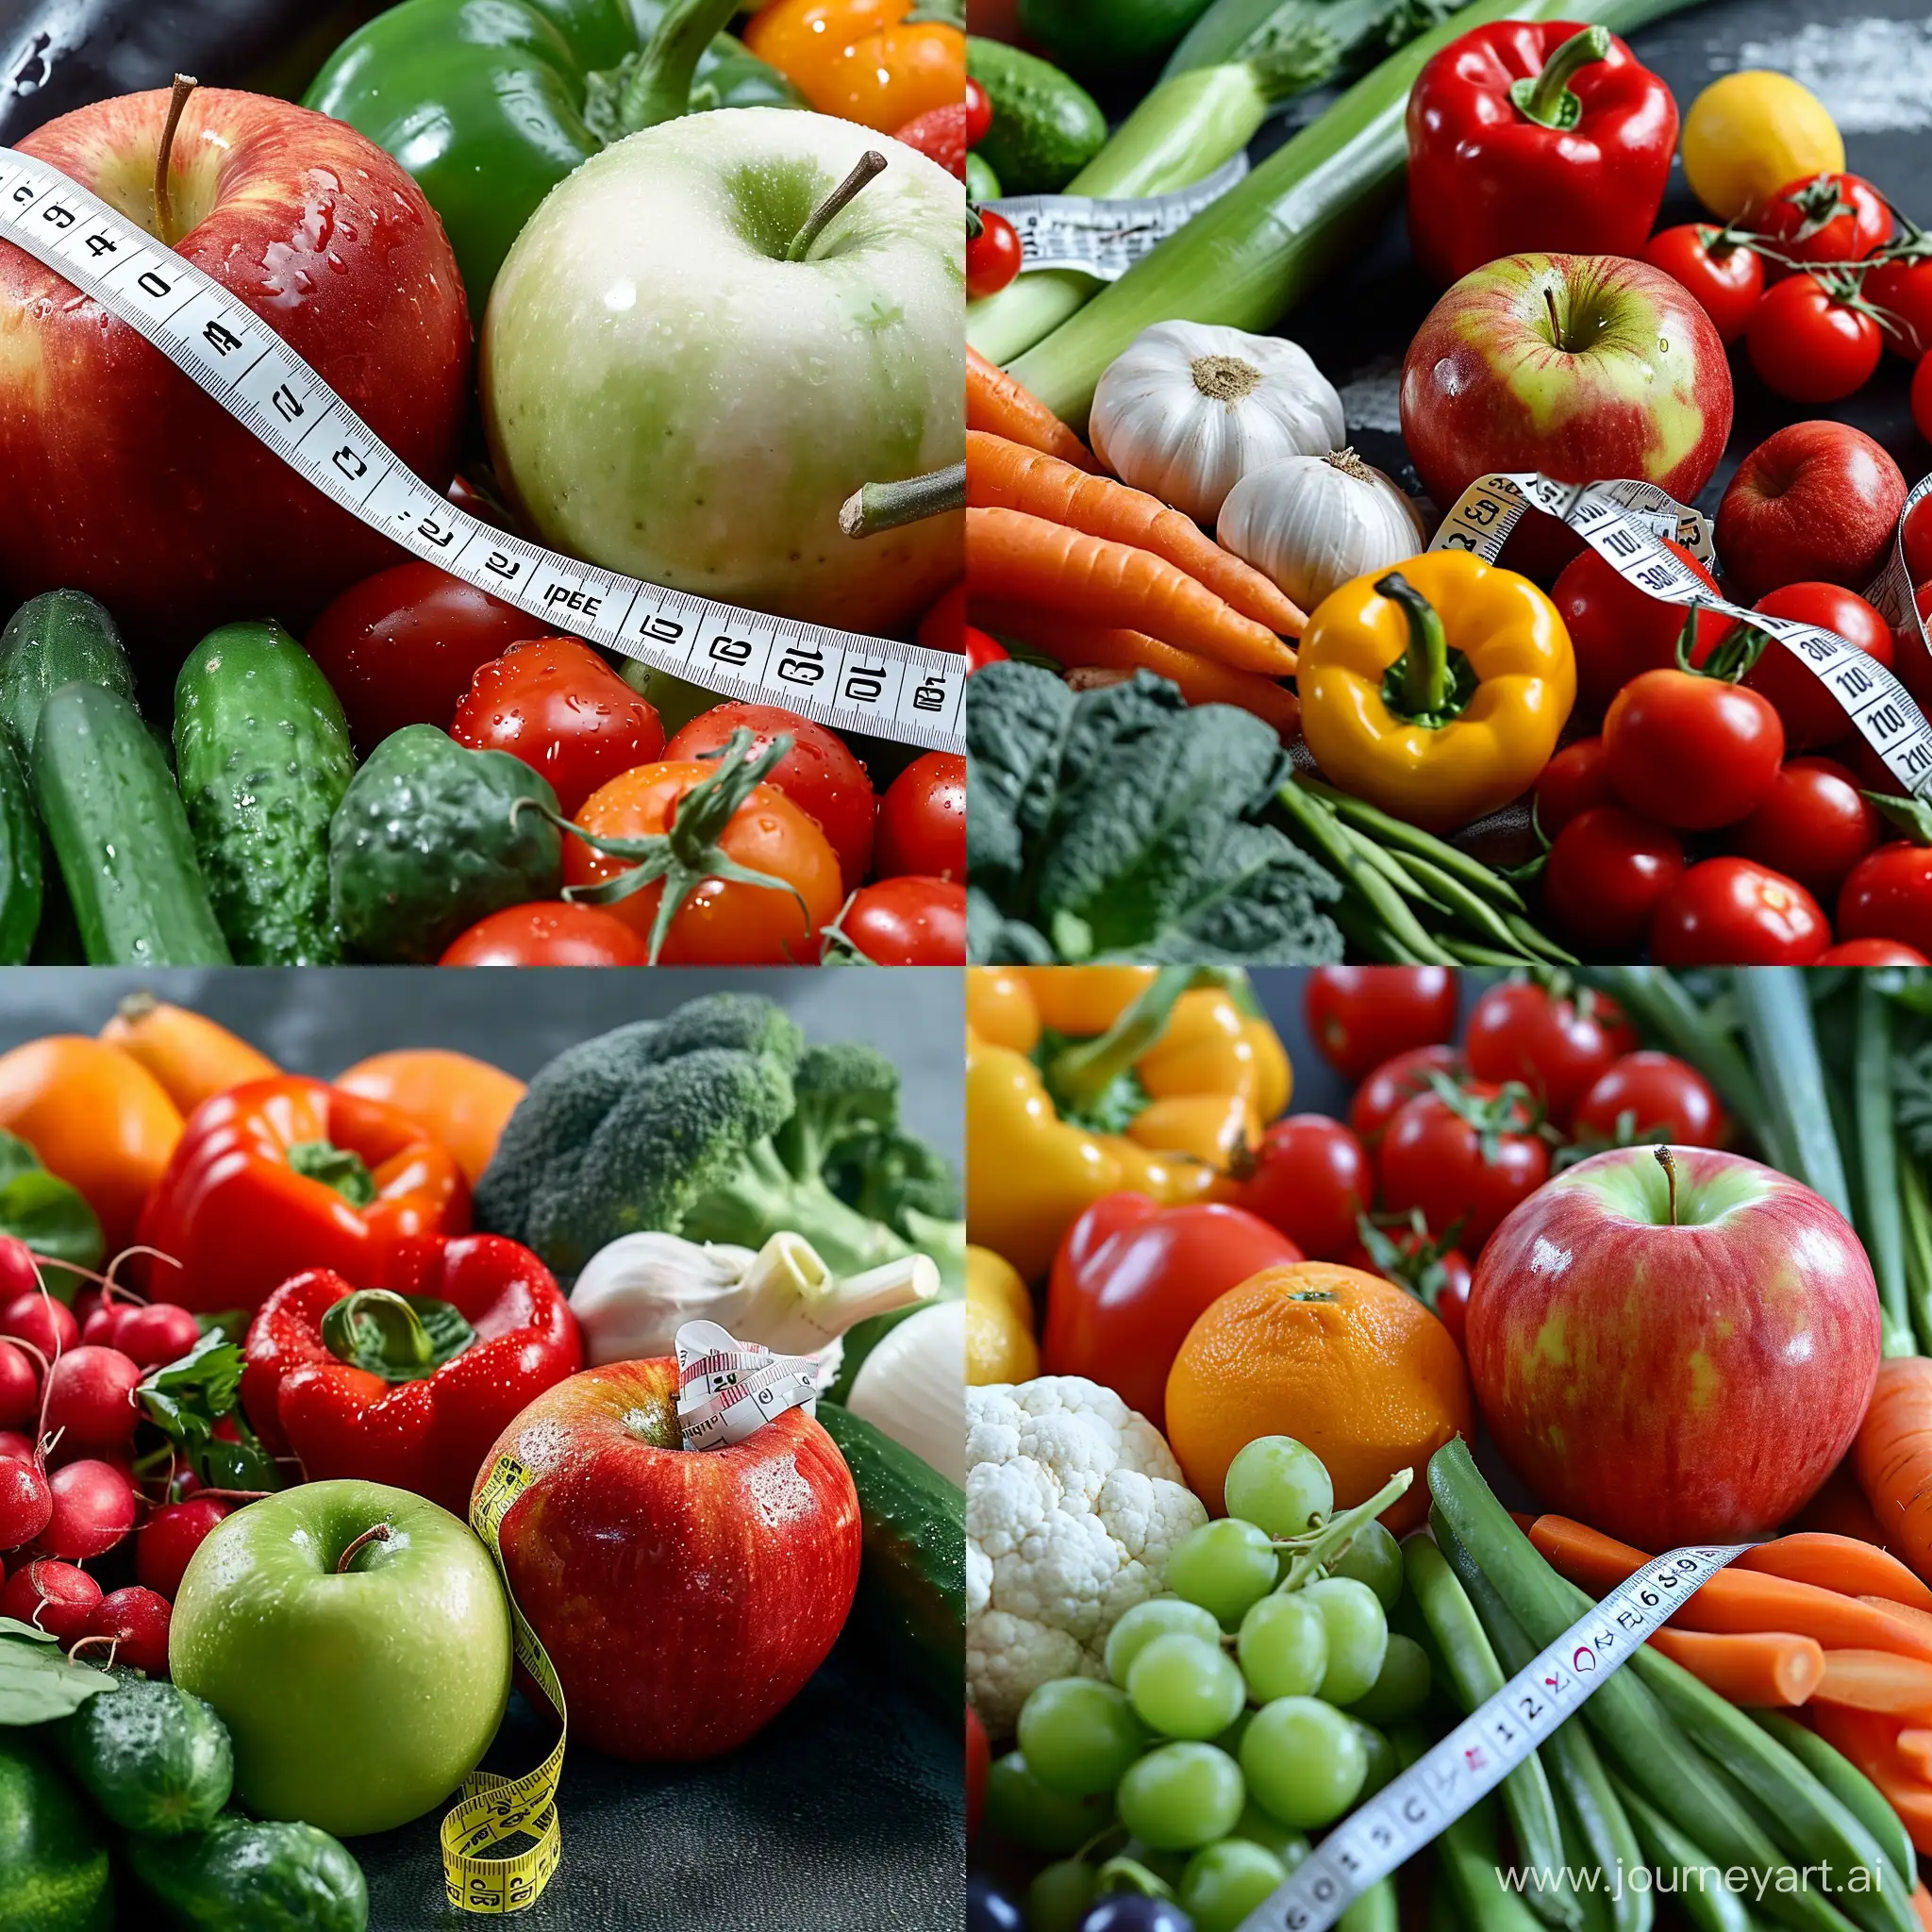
[1297,552,1575,834]
[965,1244,1039,1386]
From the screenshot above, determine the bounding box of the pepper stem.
[1047,967,1214,1112]
[322,1291,432,1374]
[1657,1144,1679,1226]
[336,1523,392,1575]
[616,0,743,133]
[1380,572,1453,718]
[840,462,966,539]
[1510,26,1609,129]
[287,1140,376,1209]
[154,74,197,247]
[788,152,888,263]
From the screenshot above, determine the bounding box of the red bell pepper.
[241,1234,582,1515]
[137,1076,471,1314]
[1406,23,1679,286]
[1041,1194,1302,1429]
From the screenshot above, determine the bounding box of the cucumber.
[55,1679,232,1837]
[32,683,232,967]
[0,734,42,963]
[1018,0,1217,70]
[174,621,355,966]
[0,1734,111,1932]
[127,1815,366,1932]
[0,590,134,765]
[965,151,1001,200]
[817,1399,963,1709]
[967,38,1107,194]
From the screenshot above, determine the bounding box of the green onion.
[1854,977,1913,1356]
[1733,967,1852,1221]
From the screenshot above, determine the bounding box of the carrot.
[1913,1882,1932,1932]
[1807,1705,1932,1854]
[1899,1729,1932,1781]
[1739,1533,1932,1612]
[971,599,1301,739]
[1646,1626,1824,1706]
[966,431,1307,637]
[967,347,1100,474]
[1857,1356,1932,1587]
[1871,1598,1932,1640]
[1792,1457,1897,1554]
[967,508,1296,675]
[1529,1516,1932,1663]
[1816,1649,1932,1719]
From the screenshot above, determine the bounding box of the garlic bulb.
[1217,448,1427,613]
[1090,321,1344,525]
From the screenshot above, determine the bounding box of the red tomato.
[831,877,965,964]
[1757,174,1890,275]
[1550,541,1727,719]
[1303,968,1457,1081]
[1435,1276,1470,1351]
[1349,1044,1464,1148]
[1042,1194,1302,1427]
[1573,1052,1727,1148]
[1837,843,1932,957]
[451,638,665,816]
[964,76,992,146]
[305,562,540,753]
[967,628,1008,671]
[1731,757,1881,896]
[440,902,650,966]
[1747,274,1884,403]
[1235,1116,1373,1260]
[967,1705,989,1843]
[665,704,876,890]
[1721,583,1893,751]
[967,208,1022,299]
[1852,732,1911,802]
[1340,1225,1473,1344]
[917,582,964,654]
[1541,806,1687,956]
[1534,738,1613,837]
[875,753,965,882]
[1650,857,1828,964]
[1818,939,1932,964]
[1915,350,1932,448]
[1604,668,1785,829]
[1907,502,1932,585]
[1642,224,1766,342]
[1462,982,1635,1131]
[1378,1082,1549,1254]
[1868,256,1932,359]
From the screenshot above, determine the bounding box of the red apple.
[0,87,470,652]
[1467,1145,1879,1545]
[1715,423,1907,603]
[475,1359,859,1760]
[1400,253,1731,579]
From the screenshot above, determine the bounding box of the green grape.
[1351,1719,1398,1801]
[1106,1596,1224,1685]
[1168,1518,1279,1627]
[1018,1676,1146,1794]
[1126,1632,1246,1740]
[1347,1633,1432,1725]
[1237,1591,1328,1702]
[1235,1802,1310,1866]
[1180,1839,1291,1932]
[1330,1520,1404,1609]
[1116,1741,1245,1850]
[1027,1859,1100,1932]
[1240,1697,1367,1829]
[1301,1575,1389,1705]
[984,1751,1117,1852]
[1224,1436,1334,1539]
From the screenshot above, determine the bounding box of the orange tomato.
[0,1037,183,1249]
[99,995,277,1117]
[744,0,964,133]
[335,1050,526,1189]
[565,759,843,964]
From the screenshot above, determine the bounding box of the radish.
[0,1429,32,1462]
[0,1237,38,1303]
[0,1291,76,1362]
[78,1301,122,1347]
[41,1346,141,1453]
[0,1338,36,1429]
[137,1497,229,1601]
[80,1586,171,1676]
[40,1458,136,1559]
[0,1557,99,1641]
[0,1456,51,1550]
[112,1303,201,1372]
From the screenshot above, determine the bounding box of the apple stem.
[154,74,198,249]
[1543,284,1567,349]
[1510,26,1608,130]
[1657,1144,1679,1225]
[839,461,965,539]
[336,1523,392,1574]
[788,153,888,264]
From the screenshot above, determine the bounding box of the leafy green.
[0,1619,113,1724]
[967,665,1342,965]
[138,1333,283,1494]
[0,1130,101,1300]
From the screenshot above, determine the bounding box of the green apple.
[168,1479,511,1838]
[481,107,963,634]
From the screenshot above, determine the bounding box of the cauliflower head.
[966,1374,1208,1736]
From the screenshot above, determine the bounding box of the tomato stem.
[788,152,888,263]
[840,462,965,539]
[154,74,197,248]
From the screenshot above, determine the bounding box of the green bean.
[1503,910,1579,966]
[1391,1729,1547,1932]
[1341,1877,1400,1932]
[1614,1774,1757,1932]
[1275,781,1457,963]
[1300,778,1526,910]
[1331,816,1457,915]
[1396,850,1542,958]
[1746,1714,1916,1911]
[1331,891,1426,962]
[1441,936,1538,967]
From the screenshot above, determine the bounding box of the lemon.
[966,1242,1040,1385]
[1682,71,1844,220]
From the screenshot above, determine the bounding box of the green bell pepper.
[304,0,807,318]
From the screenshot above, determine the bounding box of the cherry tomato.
[830,877,966,964]
[1349,1043,1464,1148]
[916,581,964,654]
[1731,757,1881,896]
[1747,273,1884,403]
[1304,968,1457,1081]
[964,76,992,146]
[1650,857,1829,964]
[1235,1116,1373,1260]
[305,562,540,754]
[1604,668,1785,829]
[565,760,844,964]
[1550,541,1727,719]
[1463,982,1635,1131]
[967,627,1008,671]
[1721,583,1893,750]
[1818,939,1932,964]
[451,638,665,816]
[438,902,649,967]
[875,753,965,882]
[1573,1052,1727,1149]
[967,208,1022,300]
[1914,349,1932,448]
[1837,842,1932,957]
[1642,224,1766,342]
[1534,738,1613,837]
[1867,255,1932,359]
[1541,807,1687,956]
[1907,501,1932,585]
[1853,731,1912,802]
[1340,1227,1473,1347]
[1435,1275,1470,1350]
[1757,174,1890,275]
[665,704,875,890]
[1378,1082,1549,1254]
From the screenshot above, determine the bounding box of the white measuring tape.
[674,1319,819,1451]
[1236,1539,1751,1932]
[1429,470,1932,798]
[0,147,964,753]
[989,152,1250,279]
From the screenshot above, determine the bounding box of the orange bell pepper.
[335,1050,526,1189]
[743,0,965,134]
[98,995,278,1117]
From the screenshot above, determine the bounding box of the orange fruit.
[1164,1261,1472,1534]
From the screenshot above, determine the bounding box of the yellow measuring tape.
[442,1454,567,1915]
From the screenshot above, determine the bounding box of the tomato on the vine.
[875,753,965,882]
[1649,857,1828,964]
[1541,807,1686,957]
[1304,968,1457,1081]
[1573,1052,1727,1149]
[1550,541,1727,719]
[1757,174,1890,275]
[1720,583,1893,750]
[1235,1115,1373,1260]
[1837,840,1932,958]
[827,877,966,964]
[1868,255,1932,359]
[1462,981,1635,1130]
[1378,1082,1548,1254]
[1732,756,1881,896]
[1341,1221,1473,1348]
[1349,1044,1463,1148]
[1641,224,1765,342]
[1534,738,1613,838]
[1605,666,1785,829]
[967,208,1022,299]
[439,902,650,967]
[1746,273,1884,403]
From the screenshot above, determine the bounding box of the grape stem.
[1272,1467,1413,1594]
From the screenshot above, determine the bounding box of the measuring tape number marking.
[989,152,1250,280]
[0,148,964,753]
